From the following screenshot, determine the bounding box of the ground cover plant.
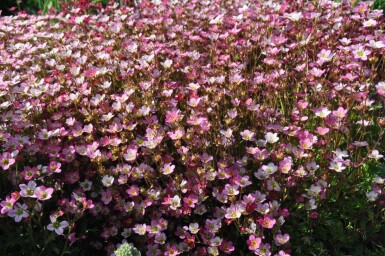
[0,0,385,255]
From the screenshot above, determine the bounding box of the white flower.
[373,176,384,185]
[169,195,181,210]
[314,107,331,118]
[367,40,385,49]
[333,148,349,159]
[306,199,317,210]
[285,12,302,22]
[308,185,322,197]
[121,228,132,238]
[79,179,93,191]
[47,216,69,235]
[363,19,377,27]
[366,191,379,202]
[188,223,200,234]
[265,132,279,144]
[262,163,278,175]
[19,181,37,198]
[368,150,384,161]
[101,175,114,187]
[352,141,369,147]
[209,13,225,25]
[187,83,201,90]
[133,224,147,235]
[8,203,29,222]
[329,161,345,172]
[161,59,173,69]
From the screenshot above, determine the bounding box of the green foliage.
[286,163,385,256]
[114,243,141,256]
[372,0,385,12]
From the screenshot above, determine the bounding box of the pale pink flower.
[240,129,255,141]
[225,204,244,219]
[161,163,175,175]
[34,186,54,200]
[332,107,348,118]
[353,46,371,61]
[317,49,334,64]
[123,145,138,162]
[275,233,290,245]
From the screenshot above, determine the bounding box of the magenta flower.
[219,240,234,254]
[247,235,262,251]
[258,215,276,229]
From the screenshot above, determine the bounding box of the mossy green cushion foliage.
[114,243,141,256]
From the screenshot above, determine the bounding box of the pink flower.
[0,196,17,214]
[258,215,276,229]
[164,245,179,256]
[123,145,138,162]
[317,49,334,64]
[126,185,140,197]
[165,108,182,123]
[275,233,290,245]
[332,107,348,118]
[240,129,255,141]
[0,152,16,170]
[101,190,113,204]
[219,240,234,254]
[315,126,329,136]
[34,186,54,200]
[183,194,198,208]
[247,235,262,250]
[375,82,385,96]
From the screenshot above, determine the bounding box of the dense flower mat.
[0,0,385,255]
